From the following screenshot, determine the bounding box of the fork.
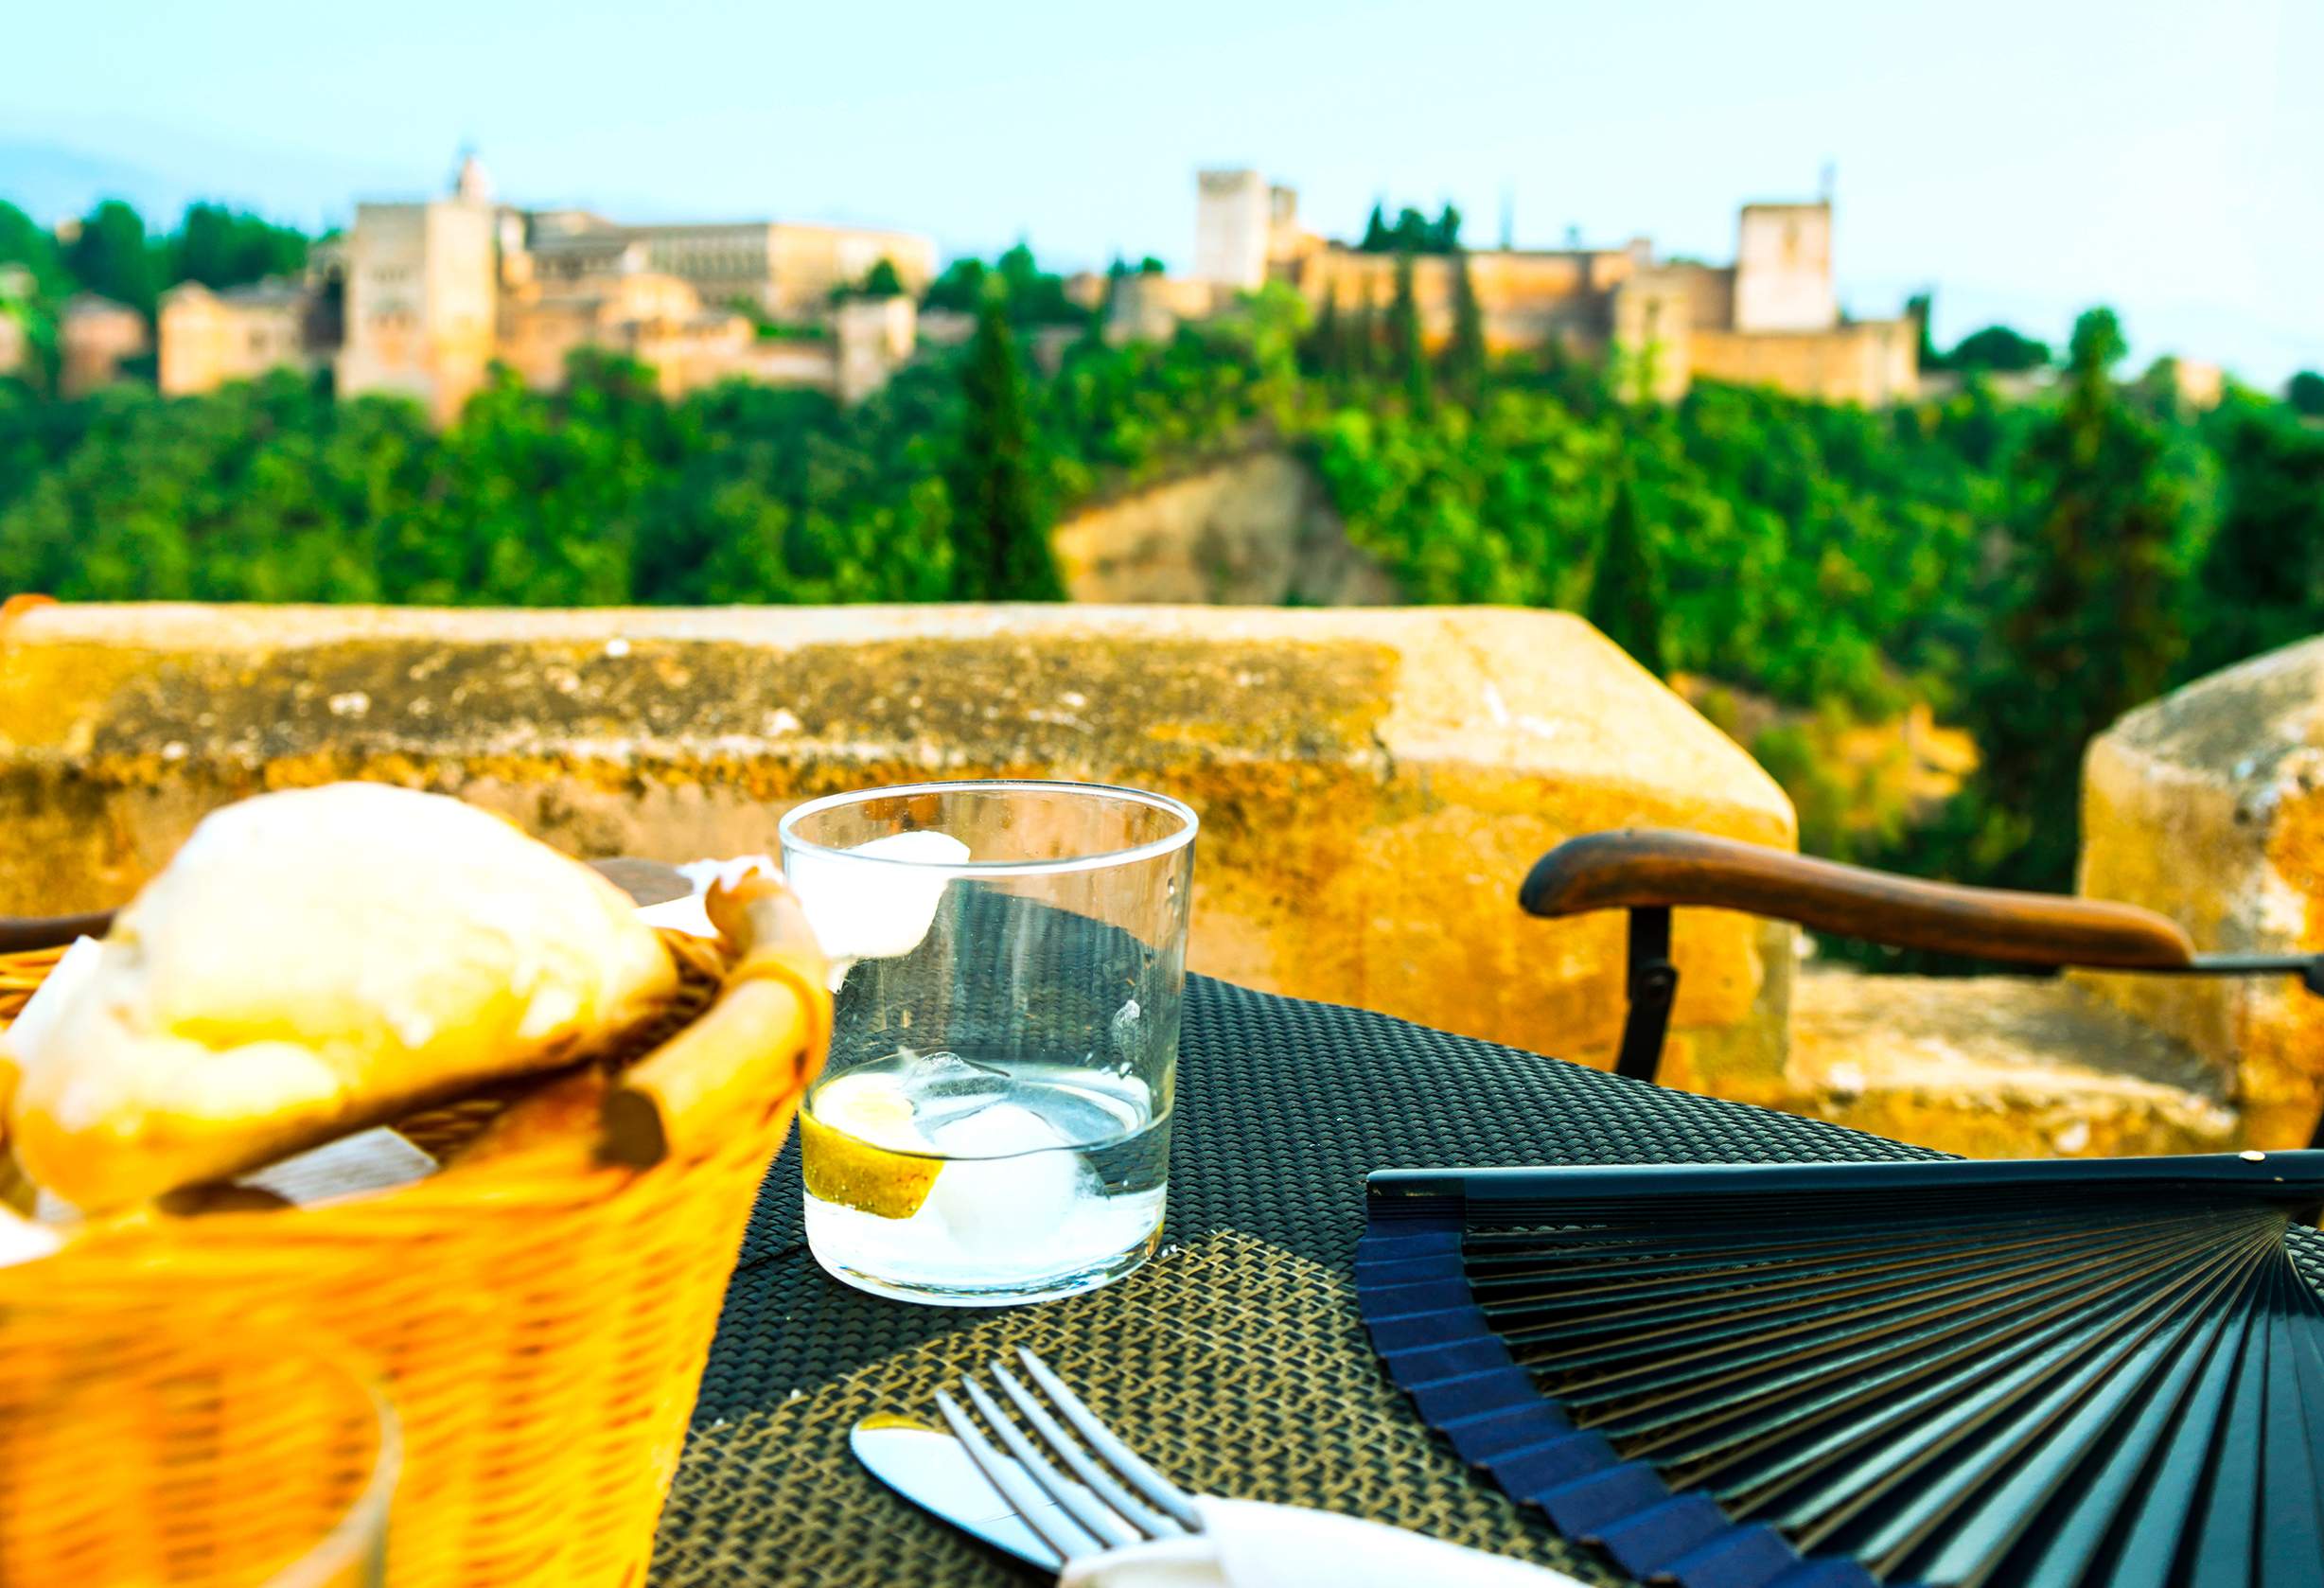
[934,1348,1204,1566]
[933,1349,1583,1586]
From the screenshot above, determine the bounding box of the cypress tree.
[1388,251,1428,412]
[1350,274,1380,381]
[1309,278,1342,381]
[1970,307,2192,891]
[944,291,1063,600]
[1431,202,1463,254]
[1447,246,1486,401]
[1584,470,1667,675]
[1905,291,1944,372]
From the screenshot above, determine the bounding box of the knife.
[851,1412,1593,1587]
[850,1413,1078,1573]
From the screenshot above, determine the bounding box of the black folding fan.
[1356,1152,2324,1588]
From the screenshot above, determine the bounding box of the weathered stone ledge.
[1,603,1796,1074]
[2082,636,2324,1146]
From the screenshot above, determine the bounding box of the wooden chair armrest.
[1520,829,2195,970]
[0,912,114,955]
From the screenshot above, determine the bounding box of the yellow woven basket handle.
[604,872,831,1167]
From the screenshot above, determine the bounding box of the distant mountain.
[0,141,191,224]
[0,134,395,231]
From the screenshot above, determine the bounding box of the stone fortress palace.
[1134,168,1917,405]
[158,154,935,421]
[42,156,1914,414]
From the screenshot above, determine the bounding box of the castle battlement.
[1160,171,1915,406]
[157,154,938,423]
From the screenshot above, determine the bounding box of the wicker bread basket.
[0,877,830,1588]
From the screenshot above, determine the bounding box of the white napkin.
[0,1208,61,1266]
[0,932,101,1062]
[637,836,973,992]
[633,855,778,940]
[1058,1497,1588,1588]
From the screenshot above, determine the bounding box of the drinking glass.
[780,780,1196,1306]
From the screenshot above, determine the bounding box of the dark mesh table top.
[656,972,1978,1585]
[693,973,1961,1415]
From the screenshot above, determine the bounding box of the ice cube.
[926,1100,1063,1158]
[897,1048,977,1079]
[894,1050,1012,1124]
[923,1103,1091,1261]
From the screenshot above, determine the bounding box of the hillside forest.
[6,197,2324,928]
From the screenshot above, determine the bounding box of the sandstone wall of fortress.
[1687,321,1919,408]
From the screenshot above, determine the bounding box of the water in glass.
[801,1047,1169,1305]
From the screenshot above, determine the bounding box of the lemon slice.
[801,1073,942,1219]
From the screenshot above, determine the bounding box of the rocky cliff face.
[1051,450,1399,607]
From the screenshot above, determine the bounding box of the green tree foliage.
[62,200,161,318]
[1356,202,1462,255]
[0,372,426,600]
[993,242,1084,325]
[1446,248,1486,398]
[0,203,71,299]
[1387,252,1428,411]
[1042,286,1301,502]
[1429,203,1461,253]
[922,257,987,312]
[1584,469,1667,674]
[0,278,1300,610]
[1947,324,2051,374]
[1964,308,2198,891]
[0,208,64,397]
[2191,394,2324,672]
[2288,370,2324,418]
[836,256,907,301]
[1348,275,1380,382]
[1313,368,1988,716]
[943,293,1061,599]
[1905,292,1944,371]
[1305,280,1342,379]
[169,203,308,291]
[924,244,1087,326]
[1312,396,1597,608]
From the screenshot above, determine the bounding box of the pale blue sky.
[6,0,2319,382]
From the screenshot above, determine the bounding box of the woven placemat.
[696,971,1958,1416]
[652,1230,1626,1587]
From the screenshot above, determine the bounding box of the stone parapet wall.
[0,603,1795,1084]
[2081,636,2324,1146]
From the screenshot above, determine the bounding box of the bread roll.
[0,784,677,1210]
